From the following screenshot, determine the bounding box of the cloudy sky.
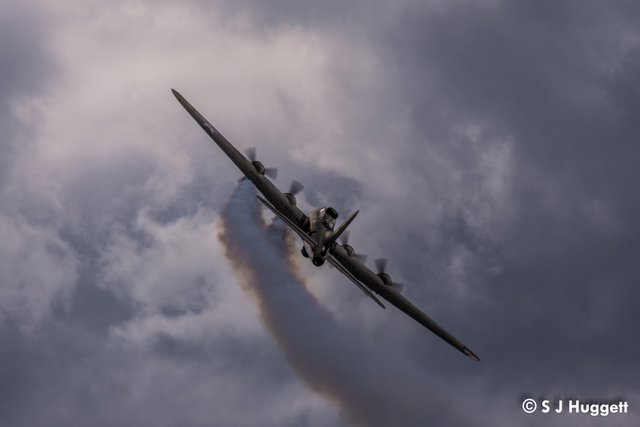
[1,0,639,426]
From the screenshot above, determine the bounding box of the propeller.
[288,180,304,195]
[340,231,367,263]
[392,282,404,293]
[374,258,404,292]
[374,258,386,274]
[245,147,278,179]
[264,169,279,180]
[283,180,304,206]
[245,147,257,161]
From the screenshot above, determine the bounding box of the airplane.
[171,88,480,361]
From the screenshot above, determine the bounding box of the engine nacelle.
[342,244,355,257]
[284,193,297,206]
[377,272,392,286]
[252,160,265,175]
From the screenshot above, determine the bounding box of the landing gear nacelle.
[301,245,325,266]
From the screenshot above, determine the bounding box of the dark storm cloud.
[380,0,640,373]
[0,5,54,109]
[213,0,640,423]
[3,0,640,426]
[0,315,311,427]
[370,3,640,423]
[0,4,56,177]
[388,0,640,218]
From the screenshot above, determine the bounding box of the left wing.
[330,244,480,361]
[172,89,307,230]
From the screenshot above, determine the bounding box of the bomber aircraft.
[172,89,480,361]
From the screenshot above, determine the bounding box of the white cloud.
[100,208,265,346]
[0,213,77,330]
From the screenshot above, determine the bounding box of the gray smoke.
[218,180,473,427]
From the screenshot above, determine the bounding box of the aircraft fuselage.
[303,207,337,266]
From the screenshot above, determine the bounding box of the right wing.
[327,254,386,308]
[330,244,480,361]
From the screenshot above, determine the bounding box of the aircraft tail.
[326,210,358,248]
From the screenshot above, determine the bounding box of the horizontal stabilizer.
[326,210,358,248]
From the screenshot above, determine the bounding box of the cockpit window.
[322,207,337,229]
[324,215,336,229]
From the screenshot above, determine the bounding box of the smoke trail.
[218,181,472,427]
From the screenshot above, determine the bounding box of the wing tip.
[462,346,480,362]
[171,88,188,106]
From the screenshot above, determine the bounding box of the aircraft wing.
[329,245,480,361]
[327,254,386,309]
[172,89,308,229]
[256,195,314,246]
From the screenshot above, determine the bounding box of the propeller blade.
[289,180,304,195]
[245,147,257,161]
[391,282,404,293]
[374,258,387,274]
[245,147,277,179]
[355,253,367,263]
[265,167,278,179]
[339,231,367,262]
